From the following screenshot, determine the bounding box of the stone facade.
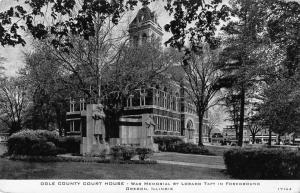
[0,133,8,155]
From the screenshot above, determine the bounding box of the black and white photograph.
[0,0,299,192]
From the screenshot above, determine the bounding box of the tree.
[257,77,300,145]
[0,0,229,54]
[181,44,225,146]
[0,78,30,134]
[217,0,266,146]
[223,89,241,140]
[265,0,300,77]
[245,112,262,144]
[20,46,69,133]
[251,0,300,145]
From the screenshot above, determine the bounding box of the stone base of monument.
[90,143,110,156]
[138,138,159,152]
[146,143,159,152]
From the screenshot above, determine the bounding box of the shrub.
[58,136,81,153]
[7,129,60,156]
[31,141,58,156]
[153,136,183,151]
[174,143,211,155]
[8,154,111,163]
[223,148,300,179]
[136,147,153,160]
[110,145,136,160]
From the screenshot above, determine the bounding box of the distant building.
[222,125,277,144]
[65,6,211,146]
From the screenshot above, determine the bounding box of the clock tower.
[128,5,163,46]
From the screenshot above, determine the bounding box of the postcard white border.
[1,180,300,193]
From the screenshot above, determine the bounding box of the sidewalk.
[156,160,226,169]
[152,152,226,169]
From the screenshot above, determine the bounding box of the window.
[166,94,170,109]
[145,89,153,105]
[151,34,155,42]
[133,36,139,46]
[128,95,134,107]
[188,130,194,139]
[155,90,159,106]
[187,120,193,130]
[153,116,158,130]
[159,91,164,107]
[140,90,146,106]
[173,97,176,111]
[159,117,162,130]
[80,99,86,111]
[163,92,167,108]
[69,120,81,132]
[70,100,75,112]
[132,91,140,106]
[166,118,170,131]
[142,33,147,43]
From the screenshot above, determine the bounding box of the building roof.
[129,5,161,28]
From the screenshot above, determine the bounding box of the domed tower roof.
[130,5,158,27]
[128,5,163,46]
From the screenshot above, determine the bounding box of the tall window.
[155,90,159,106]
[132,91,140,106]
[128,95,134,107]
[145,89,153,105]
[70,100,75,112]
[133,36,139,46]
[80,98,86,111]
[140,90,146,106]
[70,120,81,132]
[142,33,147,43]
[187,120,194,139]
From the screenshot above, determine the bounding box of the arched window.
[187,120,193,130]
[142,33,147,43]
[133,36,139,46]
[187,120,194,139]
[151,34,155,42]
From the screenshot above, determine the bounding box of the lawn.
[0,158,230,179]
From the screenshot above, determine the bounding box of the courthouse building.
[66,6,210,146]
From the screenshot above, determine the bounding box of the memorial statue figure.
[145,115,156,145]
[92,104,105,144]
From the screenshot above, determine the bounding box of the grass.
[0,158,229,179]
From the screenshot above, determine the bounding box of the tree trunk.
[198,111,204,146]
[252,134,255,144]
[238,86,245,147]
[268,128,272,146]
[235,124,239,140]
[277,134,281,145]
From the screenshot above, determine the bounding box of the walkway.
[152,152,226,169]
